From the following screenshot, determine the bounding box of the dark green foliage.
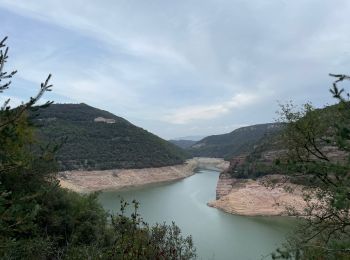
[231,161,279,179]
[32,103,190,171]
[1,188,110,259]
[2,187,197,259]
[188,123,283,159]
[228,129,285,179]
[229,103,345,181]
[95,199,196,260]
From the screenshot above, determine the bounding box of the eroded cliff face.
[208,177,307,216]
[215,155,247,199]
[209,155,307,216]
[215,173,234,200]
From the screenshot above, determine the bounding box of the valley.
[98,168,296,260]
[2,6,349,258]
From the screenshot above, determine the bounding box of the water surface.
[99,168,295,259]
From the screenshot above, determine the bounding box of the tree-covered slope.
[226,103,346,179]
[188,123,284,159]
[32,103,189,170]
[169,139,197,149]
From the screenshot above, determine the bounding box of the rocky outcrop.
[215,155,246,199]
[209,154,307,216]
[208,177,307,216]
[94,117,116,123]
[215,173,235,199]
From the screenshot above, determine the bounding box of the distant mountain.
[32,103,189,171]
[169,139,197,149]
[188,123,284,159]
[173,135,204,142]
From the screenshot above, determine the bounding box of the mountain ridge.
[187,123,284,159]
[32,103,190,171]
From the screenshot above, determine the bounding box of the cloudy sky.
[1,0,350,139]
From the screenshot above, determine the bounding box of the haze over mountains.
[171,123,284,159]
[168,140,197,149]
[173,136,204,142]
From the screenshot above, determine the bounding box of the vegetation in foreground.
[232,75,350,259]
[0,37,196,259]
[268,75,350,259]
[224,75,350,258]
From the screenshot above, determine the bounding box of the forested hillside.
[32,103,190,170]
[228,104,343,179]
[188,123,284,159]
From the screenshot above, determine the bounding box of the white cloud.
[1,0,350,138]
[0,1,193,68]
[163,92,259,124]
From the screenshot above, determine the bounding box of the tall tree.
[273,74,350,259]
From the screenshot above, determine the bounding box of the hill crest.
[33,103,189,171]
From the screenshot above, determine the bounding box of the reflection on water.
[99,168,296,260]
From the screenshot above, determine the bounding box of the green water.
[98,168,296,260]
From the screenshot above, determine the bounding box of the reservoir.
[99,168,295,259]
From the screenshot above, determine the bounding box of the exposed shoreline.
[207,176,307,216]
[59,157,229,193]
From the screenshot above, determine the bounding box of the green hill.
[32,103,189,171]
[188,123,284,159]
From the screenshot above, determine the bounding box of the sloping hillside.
[188,123,284,159]
[32,103,189,171]
[169,139,197,149]
[225,103,346,180]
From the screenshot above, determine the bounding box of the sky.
[1,0,350,139]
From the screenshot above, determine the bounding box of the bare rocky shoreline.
[60,157,306,217]
[207,176,307,216]
[59,157,229,193]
